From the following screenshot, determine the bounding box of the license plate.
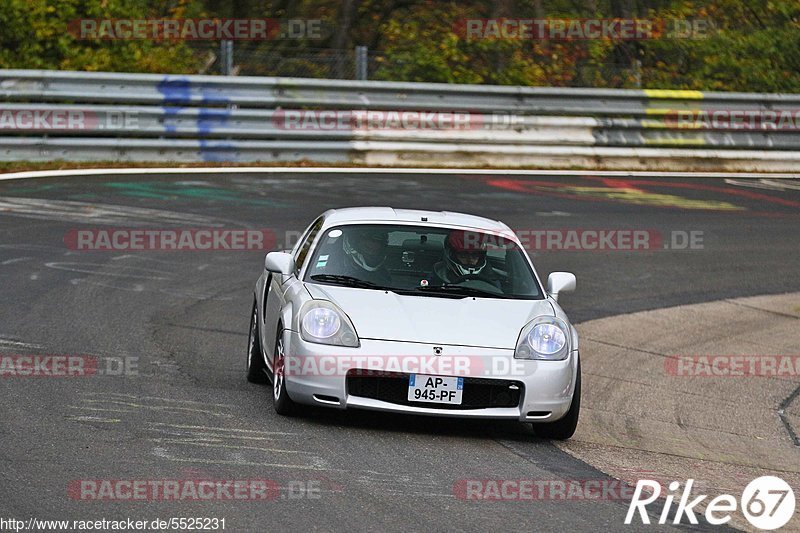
[408,374,464,404]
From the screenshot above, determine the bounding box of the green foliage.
[370,2,586,86]
[367,0,800,91]
[1,0,798,91]
[637,0,800,91]
[0,0,205,72]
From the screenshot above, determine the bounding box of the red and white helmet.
[444,230,488,277]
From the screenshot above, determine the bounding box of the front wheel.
[532,361,580,440]
[272,328,300,416]
[246,299,269,384]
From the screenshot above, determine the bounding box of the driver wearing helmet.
[334,226,391,284]
[430,230,503,287]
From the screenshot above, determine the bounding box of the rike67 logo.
[626,476,795,530]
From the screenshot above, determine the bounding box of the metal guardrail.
[1,69,799,170]
[4,69,800,111]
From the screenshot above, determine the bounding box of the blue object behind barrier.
[158,76,236,161]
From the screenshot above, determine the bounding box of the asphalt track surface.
[0,171,798,532]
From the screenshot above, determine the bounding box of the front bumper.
[282,330,578,422]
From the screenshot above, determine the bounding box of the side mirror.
[546,272,576,302]
[264,252,295,276]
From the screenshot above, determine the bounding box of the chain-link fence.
[188,43,367,79]
[234,46,361,79]
[188,42,642,88]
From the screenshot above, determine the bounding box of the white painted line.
[0,166,798,181]
[67,416,121,423]
[0,196,223,226]
[725,178,800,191]
[1,257,32,265]
[0,337,42,350]
[45,262,171,280]
[762,179,800,190]
[147,422,296,435]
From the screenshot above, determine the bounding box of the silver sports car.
[248,207,580,439]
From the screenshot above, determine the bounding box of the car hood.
[304,283,554,349]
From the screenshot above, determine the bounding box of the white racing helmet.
[342,227,388,271]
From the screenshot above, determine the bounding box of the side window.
[294,217,324,275]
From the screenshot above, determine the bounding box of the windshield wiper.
[310,274,392,290]
[414,284,506,299]
[310,275,507,299]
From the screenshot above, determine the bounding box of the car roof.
[320,207,511,233]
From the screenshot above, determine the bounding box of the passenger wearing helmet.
[430,230,503,288]
[332,226,391,284]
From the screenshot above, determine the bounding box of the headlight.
[515,316,570,360]
[299,301,359,347]
[302,308,340,339]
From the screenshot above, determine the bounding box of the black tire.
[246,299,269,384]
[272,326,300,416]
[532,361,581,440]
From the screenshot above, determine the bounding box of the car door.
[262,216,325,366]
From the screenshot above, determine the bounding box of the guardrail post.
[355,46,368,81]
[633,59,642,88]
[220,40,234,76]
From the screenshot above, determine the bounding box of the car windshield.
[303,224,543,300]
